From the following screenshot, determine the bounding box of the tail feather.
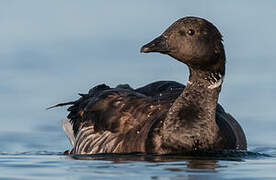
[46,101,75,110]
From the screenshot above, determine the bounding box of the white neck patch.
[208,73,224,89]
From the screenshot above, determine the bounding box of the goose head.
[141,17,225,75]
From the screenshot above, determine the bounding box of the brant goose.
[52,17,247,154]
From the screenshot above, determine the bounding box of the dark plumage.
[54,17,247,154]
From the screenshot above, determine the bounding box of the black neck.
[165,67,223,125]
[159,61,225,151]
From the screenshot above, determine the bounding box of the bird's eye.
[187,29,195,36]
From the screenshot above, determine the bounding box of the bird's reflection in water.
[67,150,247,165]
[66,151,254,180]
[163,160,222,180]
[187,159,219,170]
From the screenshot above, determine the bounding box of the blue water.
[1,1,276,179]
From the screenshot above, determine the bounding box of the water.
[0,141,276,180]
[1,1,276,179]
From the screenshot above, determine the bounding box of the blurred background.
[0,0,275,153]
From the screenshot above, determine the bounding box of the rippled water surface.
[0,139,276,180]
[1,1,276,179]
